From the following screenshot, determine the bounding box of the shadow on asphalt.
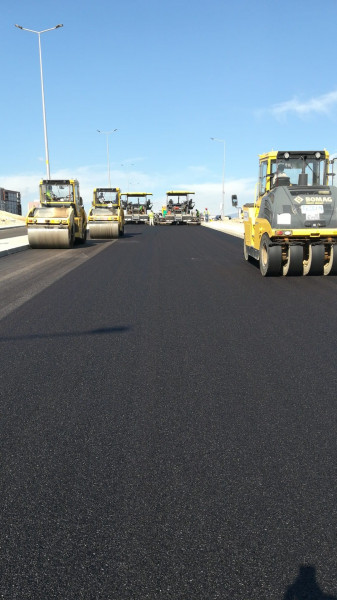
[84,239,115,246]
[283,565,337,599]
[0,325,130,342]
[86,232,144,243]
[248,258,260,271]
[123,231,144,238]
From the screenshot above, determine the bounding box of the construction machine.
[121,193,153,224]
[88,187,124,239]
[243,150,337,276]
[158,191,200,225]
[26,179,87,248]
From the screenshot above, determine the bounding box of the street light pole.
[120,162,135,193]
[97,129,118,188]
[15,24,63,180]
[210,137,225,218]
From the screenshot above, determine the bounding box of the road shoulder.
[201,219,244,238]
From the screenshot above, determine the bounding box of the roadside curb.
[0,225,26,231]
[0,244,31,258]
[201,222,244,239]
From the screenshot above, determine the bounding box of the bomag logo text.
[305,196,332,204]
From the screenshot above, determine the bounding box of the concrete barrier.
[0,235,30,257]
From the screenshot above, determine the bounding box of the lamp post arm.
[15,23,63,179]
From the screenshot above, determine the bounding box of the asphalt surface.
[0,225,27,239]
[1,225,337,599]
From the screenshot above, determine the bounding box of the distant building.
[0,188,22,215]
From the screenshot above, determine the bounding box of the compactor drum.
[121,193,153,224]
[26,179,87,249]
[158,191,200,225]
[88,188,124,239]
[243,150,337,276]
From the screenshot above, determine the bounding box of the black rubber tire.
[243,237,253,262]
[308,245,325,276]
[259,234,282,276]
[78,226,87,244]
[324,245,337,275]
[69,225,75,248]
[282,245,303,276]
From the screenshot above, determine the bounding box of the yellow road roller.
[26,179,87,249]
[243,150,337,276]
[88,187,124,239]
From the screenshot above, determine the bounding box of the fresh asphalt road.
[1,225,337,599]
[0,225,27,240]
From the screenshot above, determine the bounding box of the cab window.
[259,160,268,195]
[74,183,80,204]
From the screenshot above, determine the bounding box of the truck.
[243,150,337,276]
[157,191,200,225]
[26,179,87,248]
[88,187,124,239]
[121,193,153,224]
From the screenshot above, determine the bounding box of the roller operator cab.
[243,150,337,276]
[26,179,87,249]
[158,191,200,225]
[88,187,124,239]
[121,193,153,224]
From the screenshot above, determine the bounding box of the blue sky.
[2,0,337,215]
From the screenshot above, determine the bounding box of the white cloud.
[269,90,337,119]
[0,165,163,214]
[0,166,256,218]
[0,174,40,204]
[186,165,209,175]
[174,178,256,216]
